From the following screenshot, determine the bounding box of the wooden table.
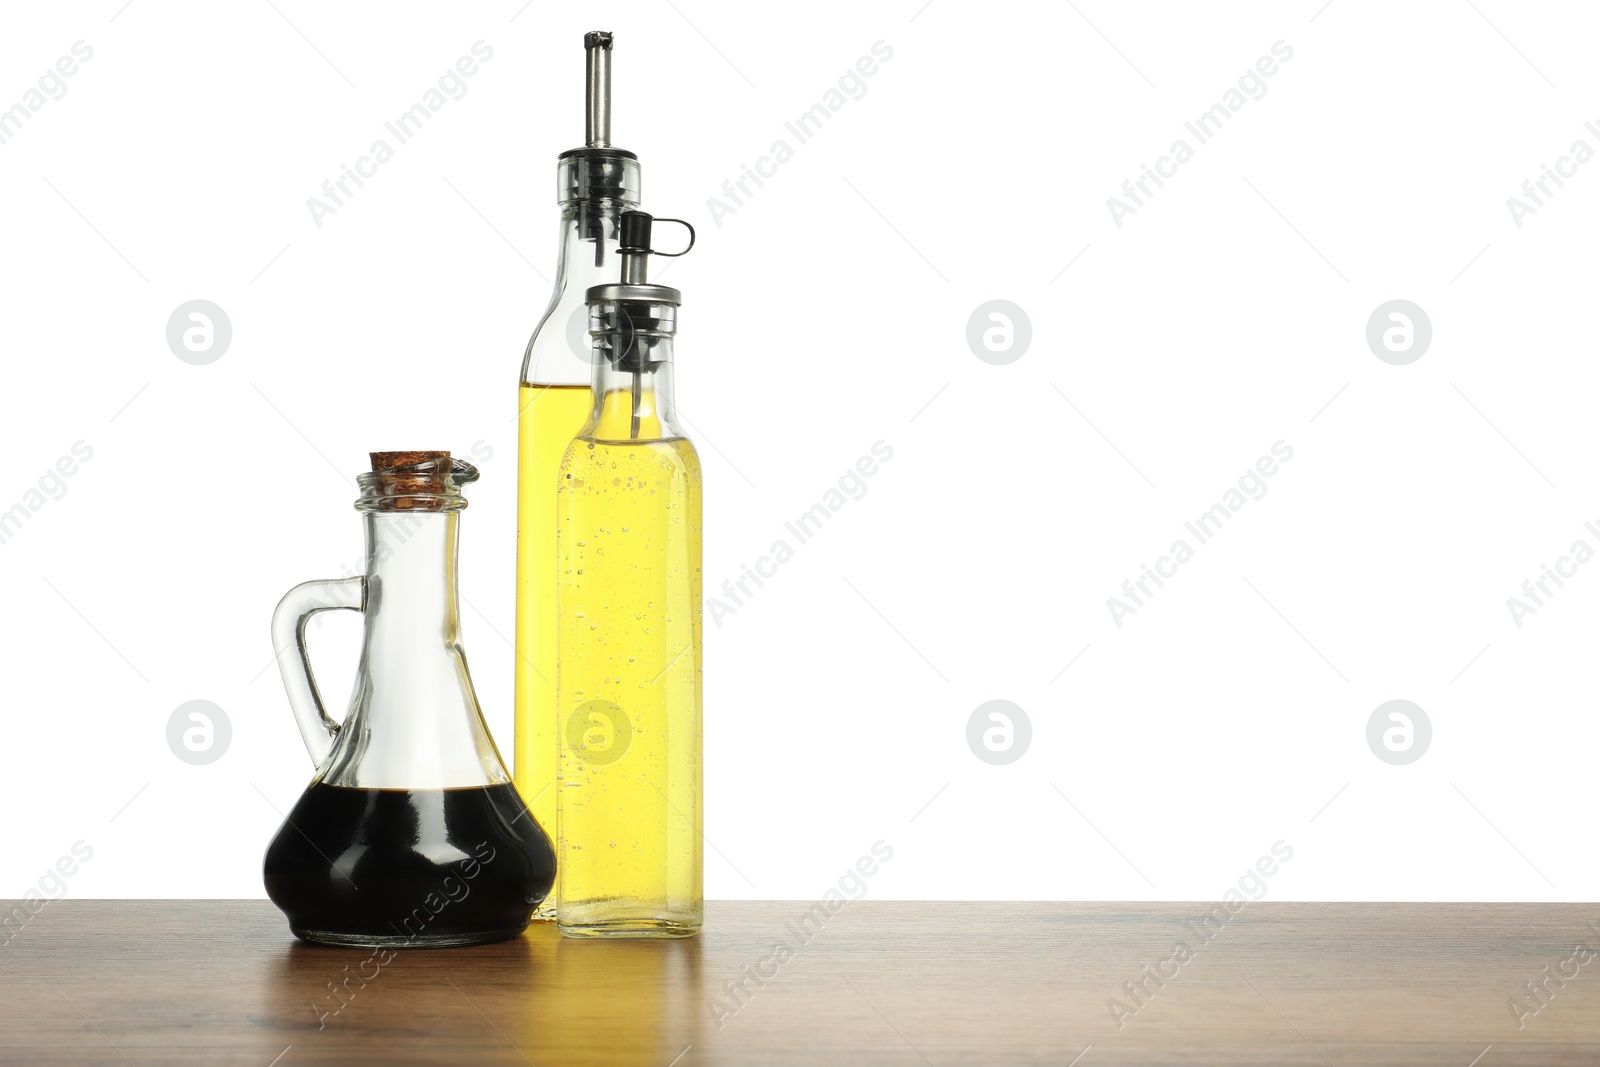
[3,901,1599,1065]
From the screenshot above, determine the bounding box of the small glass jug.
[263,451,555,948]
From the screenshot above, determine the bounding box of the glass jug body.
[264,453,555,948]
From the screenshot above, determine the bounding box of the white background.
[2,0,1595,903]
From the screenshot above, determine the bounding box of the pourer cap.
[584,210,694,328]
[557,31,641,205]
[586,211,695,367]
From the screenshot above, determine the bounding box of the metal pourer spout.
[585,31,613,148]
[558,32,640,210]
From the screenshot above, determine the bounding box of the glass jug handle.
[270,577,366,767]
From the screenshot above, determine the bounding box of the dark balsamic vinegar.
[263,782,555,948]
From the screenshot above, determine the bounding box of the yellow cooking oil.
[514,381,592,918]
[556,385,703,937]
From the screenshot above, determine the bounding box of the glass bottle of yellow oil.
[557,211,702,938]
[514,31,642,919]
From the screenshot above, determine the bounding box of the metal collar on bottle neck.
[586,283,680,307]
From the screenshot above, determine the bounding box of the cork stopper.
[368,451,452,511]
[370,450,448,471]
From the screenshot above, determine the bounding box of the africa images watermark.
[1505,120,1600,229]
[0,441,95,548]
[1506,924,1600,1031]
[2,841,94,946]
[312,839,499,1029]
[707,841,894,1030]
[1503,518,1600,629]
[706,40,894,228]
[709,440,894,627]
[1106,441,1294,628]
[305,42,494,228]
[1107,840,1294,1029]
[1106,40,1294,228]
[0,41,94,147]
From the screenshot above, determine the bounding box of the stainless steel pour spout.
[585,31,612,148]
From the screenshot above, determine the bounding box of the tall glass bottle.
[515,31,641,919]
[557,212,703,938]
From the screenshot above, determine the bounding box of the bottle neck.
[522,199,637,387]
[319,509,507,790]
[589,334,681,442]
[362,511,460,646]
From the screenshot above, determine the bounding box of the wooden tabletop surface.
[3,900,1599,1065]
